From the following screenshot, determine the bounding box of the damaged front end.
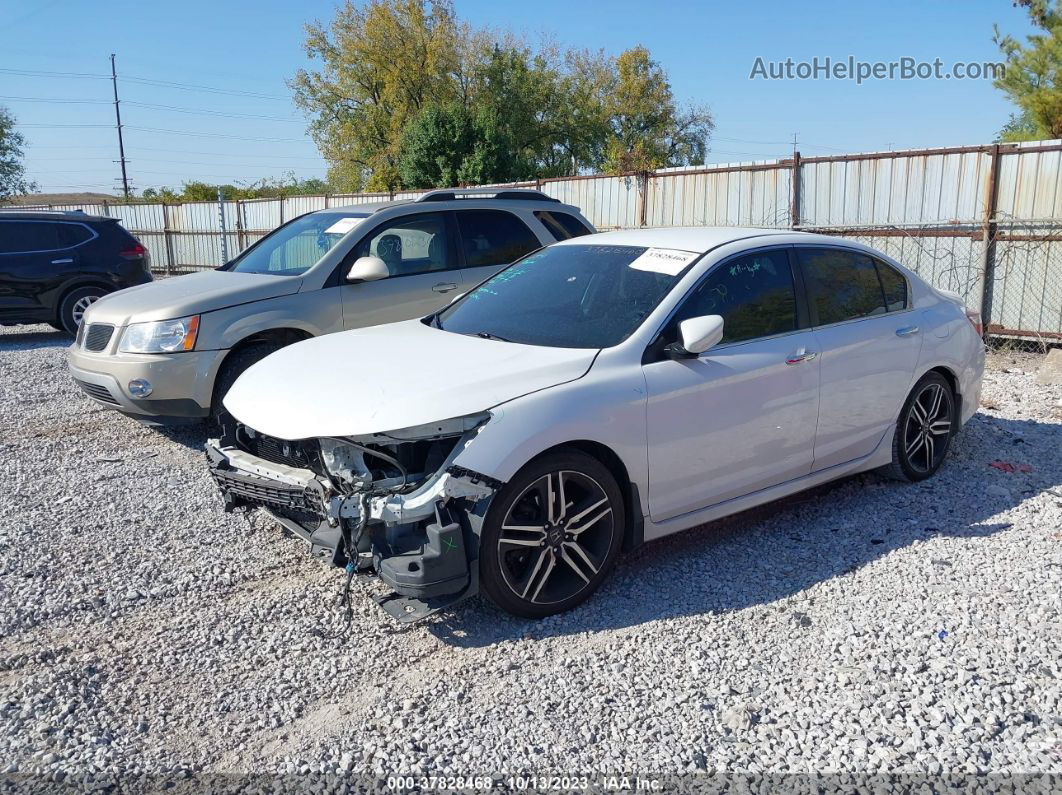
[206,413,502,621]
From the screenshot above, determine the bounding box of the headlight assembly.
[119,315,200,354]
[372,413,491,442]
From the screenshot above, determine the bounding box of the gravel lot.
[1,325,1060,791]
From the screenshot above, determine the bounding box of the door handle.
[432,282,458,293]
[51,258,74,264]
[785,350,818,365]
[895,325,920,337]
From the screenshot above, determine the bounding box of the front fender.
[452,364,650,513]
[197,288,344,351]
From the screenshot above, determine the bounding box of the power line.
[124,126,311,142]
[0,95,302,122]
[21,123,112,128]
[0,66,290,100]
[0,67,110,80]
[127,145,322,160]
[20,123,312,142]
[123,101,302,122]
[0,94,109,104]
[120,76,289,101]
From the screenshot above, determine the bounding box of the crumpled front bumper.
[204,438,500,621]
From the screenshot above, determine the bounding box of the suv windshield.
[229,212,368,276]
[437,244,700,348]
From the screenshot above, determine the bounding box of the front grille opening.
[74,379,119,405]
[211,467,324,516]
[83,324,114,352]
[236,427,320,472]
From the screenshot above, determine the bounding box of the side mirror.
[346,255,389,282]
[667,315,724,357]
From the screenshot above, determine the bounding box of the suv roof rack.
[0,208,87,215]
[414,188,560,204]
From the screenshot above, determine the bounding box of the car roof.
[553,226,809,253]
[0,208,114,222]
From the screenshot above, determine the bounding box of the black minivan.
[0,210,153,334]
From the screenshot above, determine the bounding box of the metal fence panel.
[542,176,639,229]
[647,163,791,228]
[7,139,1062,336]
[799,150,991,226]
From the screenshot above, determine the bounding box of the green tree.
[0,107,36,201]
[293,2,714,189]
[291,0,463,191]
[397,101,477,187]
[603,47,713,173]
[994,0,1062,141]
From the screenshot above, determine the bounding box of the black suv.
[0,210,152,334]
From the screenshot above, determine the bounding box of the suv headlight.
[119,315,200,353]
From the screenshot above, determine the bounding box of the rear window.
[456,210,540,267]
[796,248,887,325]
[534,210,593,241]
[57,223,94,247]
[875,258,909,311]
[0,221,60,254]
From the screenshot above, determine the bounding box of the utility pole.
[110,53,130,201]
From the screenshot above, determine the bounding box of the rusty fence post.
[638,171,650,228]
[979,144,1002,331]
[161,203,175,277]
[235,199,246,253]
[790,151,801,229]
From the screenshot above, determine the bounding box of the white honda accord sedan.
[206,227,985,621]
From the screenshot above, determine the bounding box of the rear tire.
[210,341,284,429]
[57,286,108,335]
[479,449,624,618]
[884,372,955,482]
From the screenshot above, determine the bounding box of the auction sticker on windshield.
[325,217,362,235]
[629,248,700,275]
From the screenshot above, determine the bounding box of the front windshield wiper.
[473,331,512,342]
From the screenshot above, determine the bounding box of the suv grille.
[74,379,120,405]
[83,324,114,352]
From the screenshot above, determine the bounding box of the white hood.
[223,319,597,440]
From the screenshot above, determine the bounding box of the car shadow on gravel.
[153,422,210,450]
[0,327,72,350]
[426,412,1062,647]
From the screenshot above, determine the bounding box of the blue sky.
[0,0,1036,195]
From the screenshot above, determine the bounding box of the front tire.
[885,372,955,482]
[210,341,284,428]
[57,286,108,335]
[479,450,624,618]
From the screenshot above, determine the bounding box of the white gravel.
[1,326,1060,791]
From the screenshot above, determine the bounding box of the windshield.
[437,244,700,348]
[229,212,368,276]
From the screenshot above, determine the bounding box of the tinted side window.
[57,223,94,247]
[353,212,453,277]
[674,249,797,344]
[534,210,592,241]
[0,221,60,254]
[797,248,886,325]
[875,258,908,311]
[457,210,540,267]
